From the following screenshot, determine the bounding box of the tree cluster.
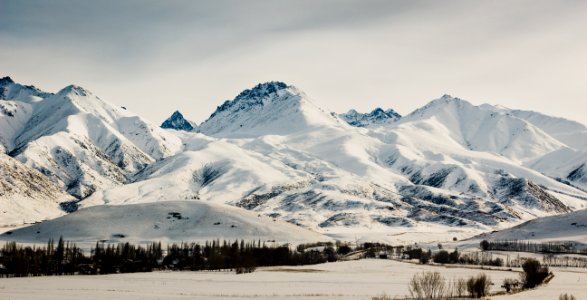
[408,271,491,299]
[480,239,586,255]
[0,238,339,277]
[521,258,550,288]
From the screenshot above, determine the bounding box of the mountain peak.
[234,81,289,102]
[208,81,294,120]
[0,76,15,86]
[198,81,339,137]
[57,85,90,97]
[0,76,53,101]
[339,107,401,127]
[407,94,474,118]
[436,94,468,105]
[161,110,194,131]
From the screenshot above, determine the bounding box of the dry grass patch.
[263,268,327,273]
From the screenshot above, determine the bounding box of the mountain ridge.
[2,76,586,243]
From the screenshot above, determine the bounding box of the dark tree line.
[0,237,85,277]
[0,238,338,277]
[480,239,587,255]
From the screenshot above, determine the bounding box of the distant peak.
[437,94,466,103]
[371,107,385,115]
[0,76,15,85]
[58,85,90,97]
[407,95,478,119]
[207,81,296,120]
[339,106,401,127]
[234,81,290,101]
[161,110,194,131]
[427,94,471,107]
[170,110,184,118]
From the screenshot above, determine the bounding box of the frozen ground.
[493,266,587,300]
[0,259,530,300]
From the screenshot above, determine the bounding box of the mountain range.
[1,76,586,244]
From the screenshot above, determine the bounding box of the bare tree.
[409,271,446,299]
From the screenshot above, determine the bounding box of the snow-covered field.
[493,266,587,300]
[0,259,535,300]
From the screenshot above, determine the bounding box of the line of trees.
[0,238,339,277]
[480,239,587,255]
[400,247,504,267]
[543,254,587,268]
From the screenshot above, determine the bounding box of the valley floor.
[493,266,587,300]
[2,259,575,300]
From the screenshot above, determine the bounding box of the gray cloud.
[1,0,586,125]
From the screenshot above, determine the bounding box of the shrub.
[559,293,576,300]
[480,240,490,251]
[448,248,459,263]
[453,278,467,298]
[466,273,492,298]
[405,248,423,260]
[409,271,446,299]
[433,250,450,264]
[501,278,520,292]
[521,258,549,288]
[419,250,431,264]
[371,293,395,300]
[337,244,352,255]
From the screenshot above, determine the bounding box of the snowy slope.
[469,209,587,248]
[0,153,71,226]
[397,95,566,163]
[474,104,587,189]
[0,201,327,244]
[339,107,401,127]
[484,105,587,150]
[80,135,312,207]
[0,78,182,198]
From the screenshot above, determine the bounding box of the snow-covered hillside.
[396,95,565,163]
[469,209,587,249]
[2,76,587,243]
[479,104,587,190]
[0,77,182,199]
[0,153,71,226]
[0,201,327,244]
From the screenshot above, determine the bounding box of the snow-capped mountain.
[0,77,182,199]
[2,77,587,243]
[82,82,586,240]
[339,107,401,127]
[394,94,565,163]
[476,105,587,190]
[198,81,346,137]
[161,110,196,131]
[491,106,587,150]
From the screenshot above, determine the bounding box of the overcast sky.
[1,0,586,125]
